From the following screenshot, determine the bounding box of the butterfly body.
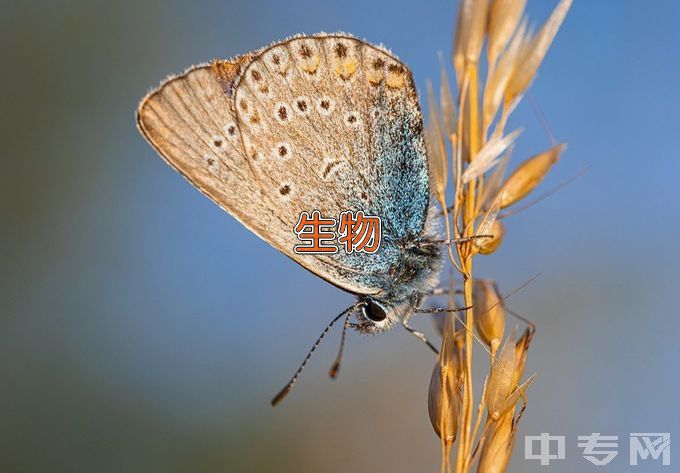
[137,33,443,334]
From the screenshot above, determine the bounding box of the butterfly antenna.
[328,313,351,379]
[271,303,361,406]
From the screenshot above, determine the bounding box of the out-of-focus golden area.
[2,1,678,472]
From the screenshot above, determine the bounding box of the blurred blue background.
[2,1,679,472]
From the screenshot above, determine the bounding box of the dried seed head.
[478,151,510,213]
[477,410,515,473]
[483,18,528,128]
[473,280,505,350]
[463,129,522,184]
[479,332,534,471]
[478,220,505,255]
[429,310,461,443]
[505,0,572,104]
[513,327,534,385]
[426,82,448,208]
[486,332,535,420]
[453,0,471,80]
[427,360,460,443]
[487,0,527,66]
[439,54,458,136]
[499,143,565,208]
[474,191,503,258]
[454,0,490,78]
[486,335,517,419]
[465,0,490,65]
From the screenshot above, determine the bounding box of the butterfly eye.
[363,300,387,323]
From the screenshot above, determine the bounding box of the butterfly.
[137,33,466,404]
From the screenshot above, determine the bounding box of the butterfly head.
[353,296,412,334]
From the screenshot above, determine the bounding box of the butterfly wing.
[231,34,432,295]
[137,34,432,297]
[137,59,291,252]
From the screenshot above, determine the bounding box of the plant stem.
[462,264,474,472]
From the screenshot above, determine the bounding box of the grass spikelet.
[487,0,527,67]
[477,153,509,212]
[439,53,458,137]
[464,0,491,65]
[473,280,505,353]
[483,19,528,135]
[477,220,505,255]
[425,1,571,472]
[429,361,460,445]
[429,311,462,473]
[476,411,515,473]
[499,143,566,208]
[505,0,573,106]
[473,191,503,252]
[427,81,449,209]
[453,0,473,80]
[462,130,521,184]
[485,332,535,420]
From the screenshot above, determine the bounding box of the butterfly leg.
[415,304,472,314]
[401,315,439,355]
[418,235,493,247]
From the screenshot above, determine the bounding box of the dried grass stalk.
[426,1,571,472]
